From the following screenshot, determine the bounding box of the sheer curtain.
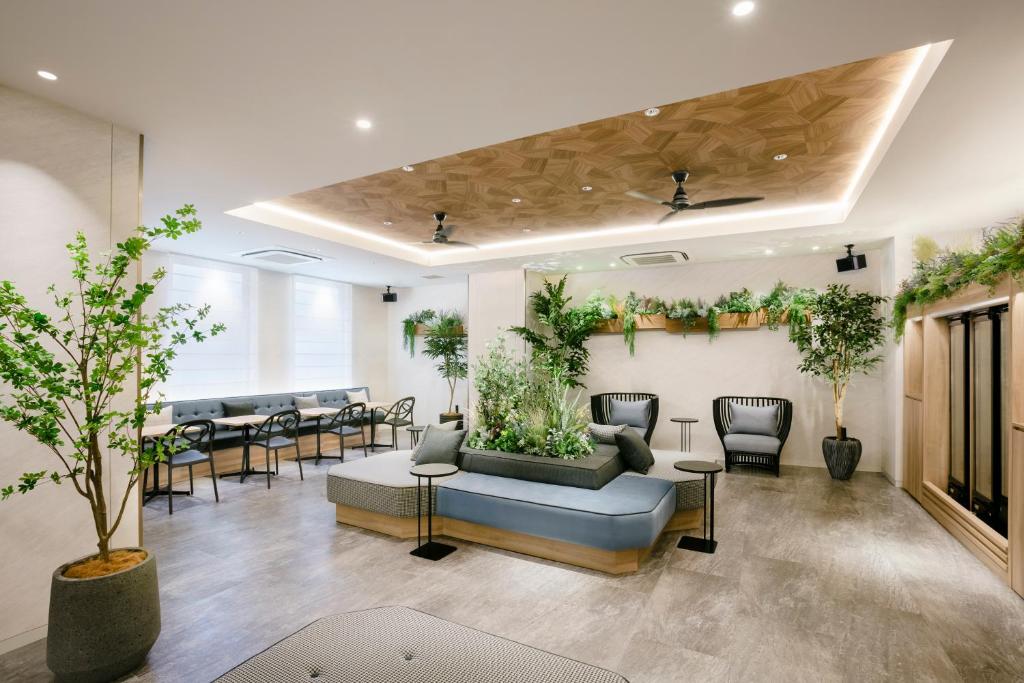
[153,254,257,401]
[290,275,353,392]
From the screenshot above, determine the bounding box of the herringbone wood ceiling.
[274,47,918,246]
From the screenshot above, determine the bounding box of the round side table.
[409,463,458,561]
[407,425,426,447]
[670,417,698,452]
[674,460,723,554]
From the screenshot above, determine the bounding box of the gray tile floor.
[3,447,1024,682]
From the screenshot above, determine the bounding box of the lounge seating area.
[5,5,1024,681]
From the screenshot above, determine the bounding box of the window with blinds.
[156,257,257,401]
[291,276,353,392]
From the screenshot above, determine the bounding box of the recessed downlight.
[643,107,661,117]
[521,228,532,233]
[732,1,755,17]
[609,262,617,267]
[383,220,393,226]
[37,70,58,81]
[575,265,583,270]
[355,119,373,130]
[764,248,774,255]
[773,153,788,161]
[401,165,414,172]
[581,186,593,192]
[511,197,522,203]
[812,245,821,251]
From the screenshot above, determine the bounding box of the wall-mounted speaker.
[836,244,867,273]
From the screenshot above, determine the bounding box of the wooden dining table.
[298,406,344,461]
[363,400,393,451]
[139,422,189,503]
[210,414,275,484]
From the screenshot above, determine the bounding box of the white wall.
[386,282,469,425]
[353,284,390,397]
[549,251,889,471]
[0,85,141,651]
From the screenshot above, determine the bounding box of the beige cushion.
[347,389,370,404]
[145,404,173,427]
[294,394,319,409]
[621,449,718,483]
[328,450,460,488]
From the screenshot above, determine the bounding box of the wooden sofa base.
[334,503,704,574]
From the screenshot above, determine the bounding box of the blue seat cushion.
[437,473,675,551]
[723,433,781,454]
[250,436,296,449]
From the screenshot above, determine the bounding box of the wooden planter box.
[717,312,761,329]
[664,318,706,334]
[414,324,465,336]
[593,314,665,334]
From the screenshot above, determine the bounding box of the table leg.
[416,475,422,548]
[410,476,456,561]
[677,470,718,554]
[709,471,716,545]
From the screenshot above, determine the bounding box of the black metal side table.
[409,463,458,561]
[407,425,426,447]
[670,417,698,452]
[674,460,723,554]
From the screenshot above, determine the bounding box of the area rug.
[215,605,628,682]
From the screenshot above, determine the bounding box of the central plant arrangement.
[467,337,593,460]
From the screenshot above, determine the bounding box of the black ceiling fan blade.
[625,190,671,206]
[657,209,680,224]
[685,196,764,211]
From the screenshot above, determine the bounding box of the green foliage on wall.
[401,309,436,357]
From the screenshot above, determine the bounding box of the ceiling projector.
[836,244,867,273]
[382,285,397,303]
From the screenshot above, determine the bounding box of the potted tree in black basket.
[794,283,887,480]
[422,310,468,427]
[0,206,223,682]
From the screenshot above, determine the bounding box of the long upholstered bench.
[327,448,713,574]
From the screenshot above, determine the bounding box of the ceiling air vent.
[619,251,689,267]
[240,248,323,266]
[421,274,444,280]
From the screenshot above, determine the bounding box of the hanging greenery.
[401,309,436,357]
[893,217,1024,338]
[620,291,665,356]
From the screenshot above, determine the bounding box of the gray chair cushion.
[723,433,781,454]
[727,402,779,437]
[459,443,624,490]
[413,426,467,465]
[293,394,319,410]
[588,422,626,444]
[608,398,651,428]
[250,435,297,449]
[614,429,655,474]
[222,399,255,417]
[437,473,675,551]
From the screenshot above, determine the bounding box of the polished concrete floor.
[3,446,1024,682]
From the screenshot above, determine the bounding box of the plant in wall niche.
[620,291,665,356]
[795,283,887,480]
[421,310,467,416]
[783,287,818,348]
[510,276,605,386]
[758,280,793,330]
[666,297,704,334]
[0,205,223,680]
[893,217,1024,337]
[401,309,436,357]
[715,287,760,314]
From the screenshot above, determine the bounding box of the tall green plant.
[421,310,467,414]
[0,206,223,561]
[510,276,604,386]
[467,336,530,447]
[795,283,887,439]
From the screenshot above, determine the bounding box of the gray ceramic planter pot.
[47,548,160,682]
[822,436,862,480]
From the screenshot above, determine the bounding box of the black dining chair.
[247,409,302,488]
[144,419,219,515]
[374,396,415,451]
[319,402,367,464]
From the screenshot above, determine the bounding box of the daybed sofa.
[327,444,714,574]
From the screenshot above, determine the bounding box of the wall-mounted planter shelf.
[413,324,466,336]
[592,308,807,335]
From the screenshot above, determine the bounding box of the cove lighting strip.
[246,44,932,265]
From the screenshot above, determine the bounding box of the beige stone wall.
[0,84,142,651]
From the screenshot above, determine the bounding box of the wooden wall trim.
[921,481,1009,577]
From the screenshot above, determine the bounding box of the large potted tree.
[0,206,222,682]
[793,283,887,480]
[421,310,468,426]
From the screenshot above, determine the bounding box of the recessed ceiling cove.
[230,45,936,265]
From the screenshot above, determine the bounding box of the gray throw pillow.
[434,420,459,431]
[588,422,627,444]
[614,429,655,474]
[221,400,255,417]
[727,402,779,437]
[413,425,467,465]
[293,394,319,410]
[608,398,651,429]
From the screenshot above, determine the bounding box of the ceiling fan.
[626,170,764,224]
[420,212,476,248]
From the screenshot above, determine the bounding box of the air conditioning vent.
[241,248,323,266]
[620,251,689,267]
[421,274,444,280]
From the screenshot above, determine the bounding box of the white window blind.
[291,276,353,392]
[156,256,257,401]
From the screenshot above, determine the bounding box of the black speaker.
[382,285,397,303]
[836,244,867,273]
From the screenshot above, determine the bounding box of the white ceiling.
[1,1,1022,286]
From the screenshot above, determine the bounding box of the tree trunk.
[88,436,111,562]
[447,378,456,413]
[834,382,847,440]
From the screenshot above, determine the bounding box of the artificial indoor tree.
[421,310,468,421]
[0,205,222,681]
[793,283,887,479]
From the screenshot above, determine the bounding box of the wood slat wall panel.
[903,397,923,502]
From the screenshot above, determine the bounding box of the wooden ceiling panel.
[274,47,918,245]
